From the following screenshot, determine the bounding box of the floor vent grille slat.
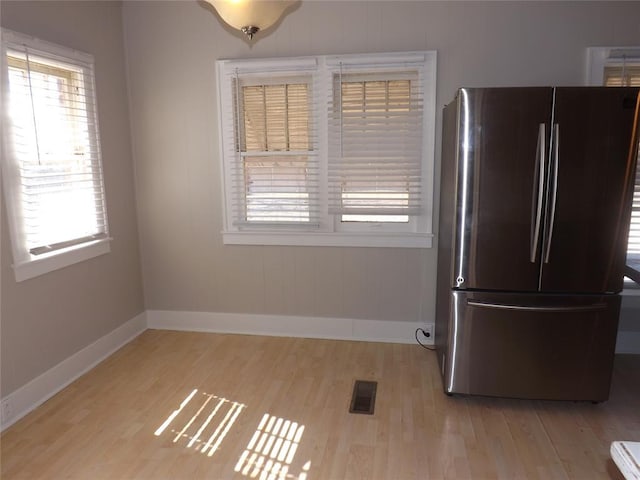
[349,380,377,415]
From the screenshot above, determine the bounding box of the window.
[603,59,640,257]
[588,47,640,288]
[2,30,109,281]
[217,52,437,248]
[592,49,640,257]
[329,72,422,226]
[232,73,318,226]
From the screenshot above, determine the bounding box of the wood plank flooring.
[1,329,639,479]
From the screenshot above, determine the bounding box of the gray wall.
[1,1,145,396]
[123,1,640,323]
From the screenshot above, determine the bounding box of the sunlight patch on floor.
[235,413,311,479]
[154,389,245,457]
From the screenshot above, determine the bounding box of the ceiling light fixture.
[204,0,297,40]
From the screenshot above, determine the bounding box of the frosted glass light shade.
[205,0,296,39]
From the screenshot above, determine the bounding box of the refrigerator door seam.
[538,88,556,290]
[544,123,560,264]
[531,123,546,263]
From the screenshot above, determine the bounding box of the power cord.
[415,328,436,351]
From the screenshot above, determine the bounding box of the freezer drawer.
[439,291,620,401]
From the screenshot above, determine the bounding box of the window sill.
[222,231,434,248]
[13,238,111,282]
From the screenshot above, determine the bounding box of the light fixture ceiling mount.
[204,0,297,40]
[241,26,259,39]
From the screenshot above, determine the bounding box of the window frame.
[587,46,640,288]
[1,29,110,282]
[586,47,640,87]
[216,51,437,248]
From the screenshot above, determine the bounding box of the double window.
[2,30,109,281]
[217,52,437,248]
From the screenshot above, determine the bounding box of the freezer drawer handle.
[467,300,607,313]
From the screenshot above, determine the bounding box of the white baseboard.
[0,312,147,432]
[147,310,425,345]
[616,331,640,354]
[2,308,635,432]
[0,310,424,432]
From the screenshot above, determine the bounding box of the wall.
[619,293,640,353]
[1,1,145,397]
[123,1,640,331]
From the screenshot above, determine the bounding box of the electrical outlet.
[420,323,435,344]
[1,399,12,424]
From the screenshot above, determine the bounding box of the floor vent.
[349,380,377,415]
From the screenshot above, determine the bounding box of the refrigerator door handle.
[530,123,546,263]
[544,123,560,264]
[467,299,607,313]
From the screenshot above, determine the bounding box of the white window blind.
[604,62,640,254]
[217,52,437,248]
[219,66,318,227]
[630,156,640,255]
[328,69,423,223]
[604,65,640,87]
[2,30,109,279]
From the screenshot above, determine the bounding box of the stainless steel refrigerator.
[435,87,640,401]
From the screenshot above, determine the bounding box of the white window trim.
[11,239,111,282]
[222,230,433,248]
[216,51,437,248]
[1,29,111,282]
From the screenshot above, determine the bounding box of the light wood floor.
[1,330,639,479]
